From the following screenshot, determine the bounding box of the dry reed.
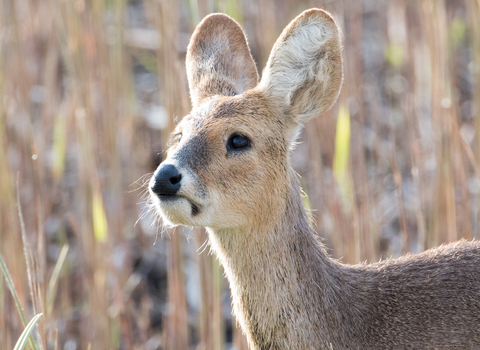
[1,0,479,348]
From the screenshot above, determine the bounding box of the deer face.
[149,9,343,230]
[150,92,291,229]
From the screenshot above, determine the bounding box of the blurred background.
[1,0,479,349]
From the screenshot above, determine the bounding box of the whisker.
[197,238,210,255]
[127,173,154,193]
[196,238,208,253]
[135,210,149,227]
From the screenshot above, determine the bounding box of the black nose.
[151,164,182,196]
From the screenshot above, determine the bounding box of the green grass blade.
[333,104,351,177]
[46,244,69,316]
[92,190,108,242]
[333,104,353,207]
[0,253,28,325]
[13,313,43,350]
[0,252,38,350]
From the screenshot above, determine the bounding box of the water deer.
[149,9,480,349]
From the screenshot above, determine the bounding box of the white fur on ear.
[258,9,343,124]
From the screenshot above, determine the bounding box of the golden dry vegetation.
[1,0,479,349]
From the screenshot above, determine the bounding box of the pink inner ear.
[186,14,259,108]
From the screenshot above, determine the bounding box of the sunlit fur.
[152,91,292,231]
[150,9,480,349]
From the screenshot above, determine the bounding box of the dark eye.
[228,134,250,150]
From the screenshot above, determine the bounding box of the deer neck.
[207,170,375,349]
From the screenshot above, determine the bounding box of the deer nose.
[151,164,182,196]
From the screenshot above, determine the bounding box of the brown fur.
[186,14,259,108]
[150,9,480,349]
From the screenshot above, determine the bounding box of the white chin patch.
[154,196,197,227]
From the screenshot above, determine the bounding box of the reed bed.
[1,0,479,349]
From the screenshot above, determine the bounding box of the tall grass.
[13,313,43,350]
[1,0,479,349]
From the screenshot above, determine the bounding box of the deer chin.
[152,193,204,227]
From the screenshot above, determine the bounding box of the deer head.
[149,9,343,232]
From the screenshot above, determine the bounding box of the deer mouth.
[157,194,202,217]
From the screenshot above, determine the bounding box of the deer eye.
[228,134,250,150]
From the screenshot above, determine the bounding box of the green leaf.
[92,191,108,242]
[13,313,43,350]
[333,105,353,208]
[46,244,69,316]
[450,17,466,45]
[0,253,36,350]
[384,43,404,68]
[52,112,67,181]
[333,105,351,177]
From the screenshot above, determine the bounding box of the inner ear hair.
[258,9,343,124]
[186,14,259,108]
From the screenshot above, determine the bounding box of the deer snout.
[151,163,182,196]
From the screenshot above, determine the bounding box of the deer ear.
[258,9,343,124]
[186,14,259,108]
